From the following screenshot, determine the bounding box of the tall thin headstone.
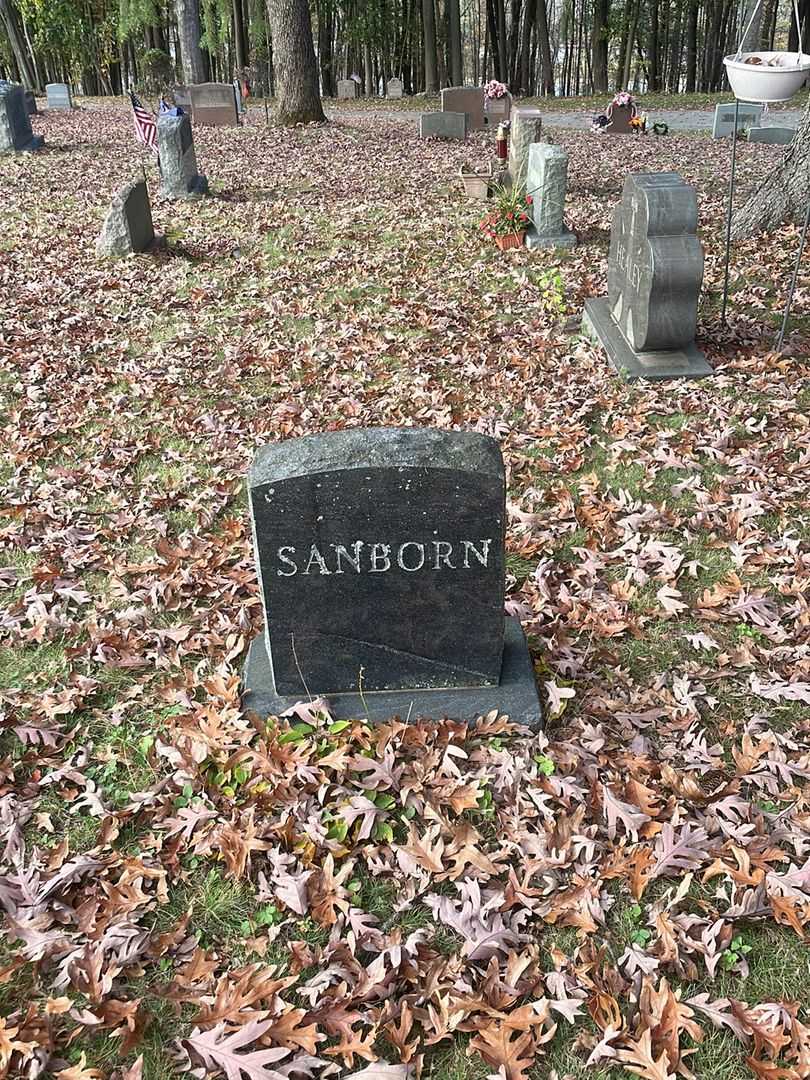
[508,108,544,191]
[157,113,208,199]
[243,427,541,727]
[582,173,711,380]
[525,143,576,250]
[0,84,43,153]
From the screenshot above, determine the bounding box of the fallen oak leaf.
[181,1020,291,1080]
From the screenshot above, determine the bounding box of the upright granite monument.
[441,86,486,131]
[0,84,43,153]
[582,172,711,380]
[96,180,157,257]
[387,77,404,98]
[337,79,359,99]
[508,108,544,190]
[157,113,208,199]
[189,82,239,126]
[712,102,763,138]
[243,427,541,727]
[46,83,73,110]
[525,142,576,250]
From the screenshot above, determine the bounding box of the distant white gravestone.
[337,79,359,99]
[46,83,73,110]
[387,77,403,98]
[712,102,763,138]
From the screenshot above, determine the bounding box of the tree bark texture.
[174,0,207,83]
[266,0,326,123]
[422,0,438,90]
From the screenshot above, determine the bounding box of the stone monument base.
[16,135,44,153]
[526,225,576,251]
[582,298,712,381]
[243,616,542,729]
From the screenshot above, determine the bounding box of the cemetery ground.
[1,98,809,1080]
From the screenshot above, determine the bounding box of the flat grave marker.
[747,125,795,144]
[419,111,467,140]
[243,427,541,727]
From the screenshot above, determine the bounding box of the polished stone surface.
[0,84,42,152]
[188,82,239,126]
[712,102,764,137]
[244,614,541,728]
[583,298,711,380]
[441,86,486,130]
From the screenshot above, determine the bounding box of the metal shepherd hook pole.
[775,197,810,353]
[721,98,740,325]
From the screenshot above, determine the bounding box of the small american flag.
[130,90,158,156]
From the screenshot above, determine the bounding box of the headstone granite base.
[526,227,577,250]
[583,297,711,381]
[243,615,541,726]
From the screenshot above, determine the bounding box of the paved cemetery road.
[329,105,804,132]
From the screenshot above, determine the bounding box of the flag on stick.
[129,90,158,157]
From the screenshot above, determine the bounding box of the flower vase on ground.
[478,183,533,252]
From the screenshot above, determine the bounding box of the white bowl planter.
[723,51,810,102]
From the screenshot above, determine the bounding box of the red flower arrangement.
[478,184,534,243]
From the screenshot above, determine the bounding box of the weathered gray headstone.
[441,86,486,131]
[337,79,359,99]
[46,82,73,110]
[387,77,404,98]
[747,125,795,144]
[96,180,156,257]
[485,91,512,124]
[525,142,576,250]
[24,91,37,115]
[188,82,239,126]
[243,427,541,726]
[419,111,467,140]
[0,84,43,153]
[582,173,711,381]
[712,102,764,138]
[508,107,544,190]
[157,113,208,199]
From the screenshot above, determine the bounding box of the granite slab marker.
[441,86,486,131]
[582,172,711,381]
[419,111,467,140]
[712,101,763,137]
[243,427,541,727]
[0,84,43,152]
[606,103,634,133]
[484,91,512,124]
[46,82,73,110]
[525,142,576,250]
[387,77,403,98]
[508,107,544,190]
[96,180,157,257]
[337,79,359,99]
[188,82,239,126]
[157,113,208,199]
[747,125,795,144]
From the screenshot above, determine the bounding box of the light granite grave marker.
[189,82,239,126]
[46,82,73,110]
[582,172,711,381]
[525,142,575,250]
[337,79,359,99]
[485,90,512,124]
[508,107,544,190]
[157,112,208,199]
[712,102,763,138]
[243,427,541,726]
[747,125,795,144]
[0,84,43,153]
[441,86,486,131]
[96,180,157,257]
[387,77,403,98]
[419,111,467,140]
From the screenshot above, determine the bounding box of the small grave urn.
[242,427,541,726]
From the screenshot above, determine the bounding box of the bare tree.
[174,0,207,83]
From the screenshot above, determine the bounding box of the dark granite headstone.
[188,82,239,126]
[441,86,486,130]
[607,103,634,134]
[747,125,795,145]
[582,172,711,380]
[0,83,43,152]
[243,427,541,726]
[96,179,157,257]
[24,91,37,115]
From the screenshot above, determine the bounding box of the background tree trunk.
[591,0,610,91]
[731,103,810,239]
[0,0,36,88]
[422,0,438,89]
[175,0,207,83]
[266,0,326,123]
[447,0,462,82]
